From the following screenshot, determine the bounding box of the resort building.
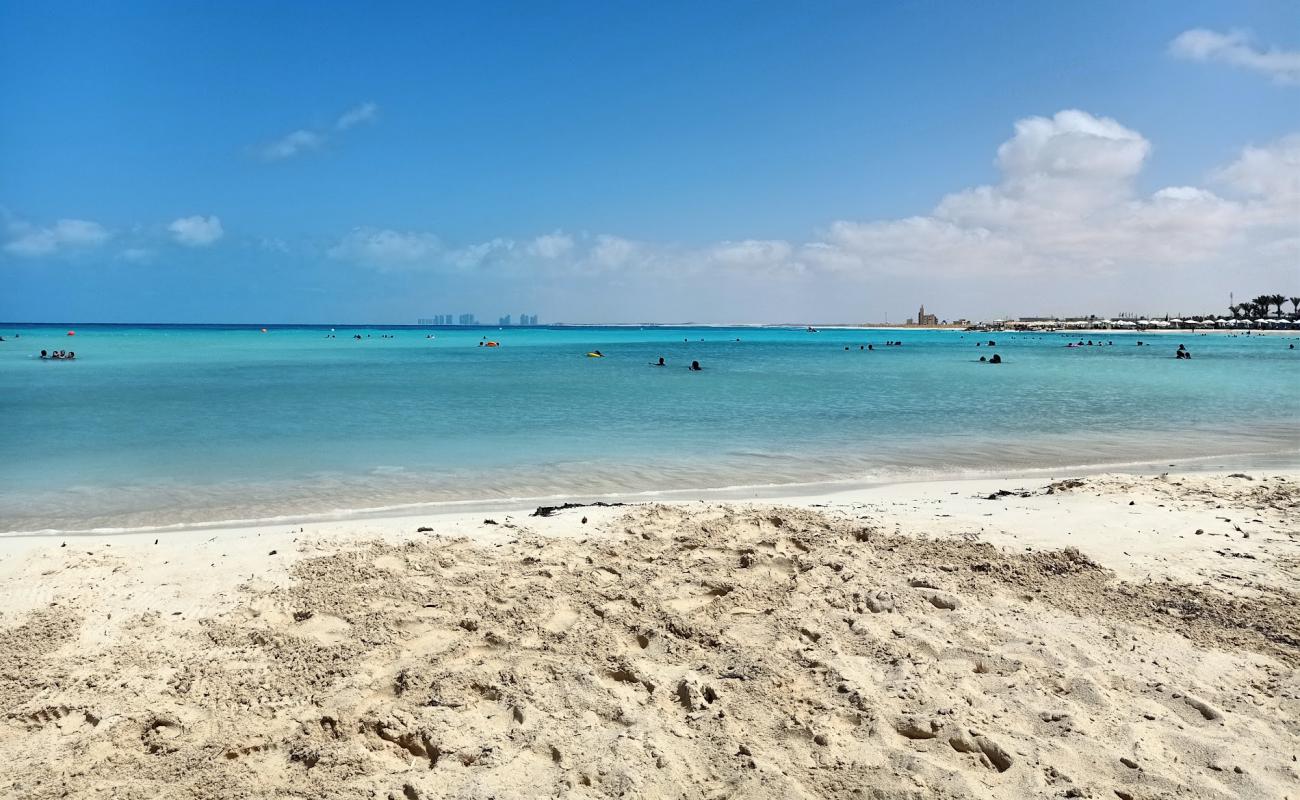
[913,305,939,326]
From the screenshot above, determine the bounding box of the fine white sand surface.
[1,471,1296,799]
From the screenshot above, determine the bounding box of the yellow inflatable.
[586,351,604,358]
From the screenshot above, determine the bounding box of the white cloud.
[1170,29,1300,85]
[169,215,224,247]
[588,234,640,269]
[705,239,802,275]
[335,102,378,131]
[260,130,324,161]
[327,228,443,270]
[257,102,379,160]
[325,111,1296,307]
[1213,133,1300,203]
[447,237,516,269]
[528,231,574,259]
[4,218,110,257]
[800,110,1296,279]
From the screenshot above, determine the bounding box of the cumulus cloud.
[257,102,379,160]
[324,110,1296,300]
[703,239,803,276]
[1213,133,1300,203]
[447,237,517,270]
[528,231,574,259]
[588,235,641,270]
[169,215,224,247]
[327,228,443,270]
[800,110,1298,279]
[1170,29,1300,84]
[4,217,110,257]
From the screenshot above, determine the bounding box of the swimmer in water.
[689,360,702,371]
[651,356,665,366]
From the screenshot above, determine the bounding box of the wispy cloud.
[335,102,378,131]
[3,216,110,257]
[260,130,324,161]
[327,227,442,270]
[118,247,154,264]
[169,215,224,247]
[1170,28,1300,85]
[257,102,380,161]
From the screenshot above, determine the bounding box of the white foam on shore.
[5,446,1293,538]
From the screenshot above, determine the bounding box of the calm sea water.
[1,323,1297,533]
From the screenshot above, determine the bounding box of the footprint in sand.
[11,705,99,733]
[141,716,184,754]
[293,613,352,645]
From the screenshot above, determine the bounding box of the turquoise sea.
[1,323,1297,533]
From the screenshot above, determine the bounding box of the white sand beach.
[1,471,1297,799]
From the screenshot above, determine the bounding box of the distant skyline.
[2,1,1297,324]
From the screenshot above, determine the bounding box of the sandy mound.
[3,502,1298,799]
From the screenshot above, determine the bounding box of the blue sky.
[2,0,1297,323]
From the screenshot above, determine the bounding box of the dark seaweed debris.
[531,501,627,518]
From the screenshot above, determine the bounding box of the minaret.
[918,304,925,325]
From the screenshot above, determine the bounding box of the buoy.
[66,330,75,336]
[260,328,268,333]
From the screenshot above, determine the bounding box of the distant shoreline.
[4,321,1296,333]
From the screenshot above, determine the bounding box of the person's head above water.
[689,360,702,371]
[656,357,665,365]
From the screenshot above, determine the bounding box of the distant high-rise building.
[458,313,477,326]
[517,313,538,325]
[498,314,512,326]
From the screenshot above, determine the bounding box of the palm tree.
[1252,295,1273,318]
[1290,296,1300,317]
[1228,304,1243,319]
[1269,294,1287,317]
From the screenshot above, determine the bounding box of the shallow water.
[2,323,1297,532]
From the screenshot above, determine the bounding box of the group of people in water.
[648,356,702,370]
[39,350,76,360]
